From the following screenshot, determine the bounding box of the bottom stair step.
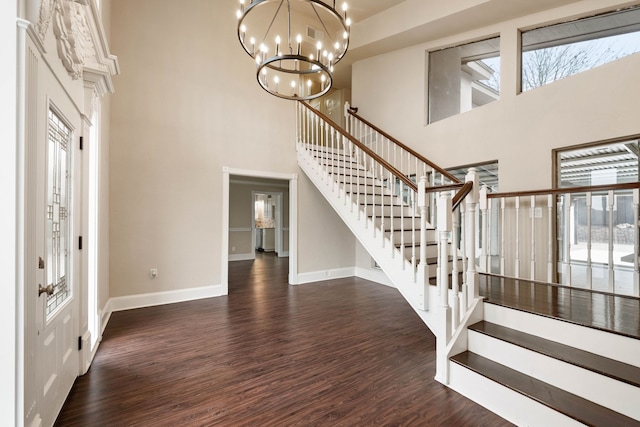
[450,351,640,426]
[469,321,640,388]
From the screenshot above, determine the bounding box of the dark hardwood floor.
[55,253,511,426]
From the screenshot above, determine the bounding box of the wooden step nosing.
[451,352,640,427]
[469,321,640,389]
[483,299,640,342]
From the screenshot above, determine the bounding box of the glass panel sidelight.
[46,109,72,317]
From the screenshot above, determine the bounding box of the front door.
[34,107,79,426]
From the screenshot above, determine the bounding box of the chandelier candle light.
[236,0,351,100]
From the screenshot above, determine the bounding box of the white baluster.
[515,196,520,278]
[479,185,488,272]
[563,193,572,285]
[451,203,460,325]
[500,197,505,276]
[389,170,395,258]
[547,194,553,283]
[417,176,429,310]
[530,195,536,281]
[608,190,615,292]
[586,192,593,289]
[633,188,639,297]
[460,202,468,311]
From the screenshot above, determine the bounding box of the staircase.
[295,101,640,426]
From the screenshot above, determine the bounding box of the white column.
[438,192,452,341]
[465,168,479,302]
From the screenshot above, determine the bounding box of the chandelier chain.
[261,0,285,47]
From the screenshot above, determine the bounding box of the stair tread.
[395,241,437,248]
[469,321,640,388]
[451,351,640,427]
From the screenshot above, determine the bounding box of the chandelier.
[236,0,351,100]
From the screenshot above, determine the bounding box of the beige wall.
[352,0,640,192]
[109,0,355,297]
[297,174,356,273]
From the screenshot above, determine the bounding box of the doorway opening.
[221,168,299,292]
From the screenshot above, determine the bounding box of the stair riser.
[333,175,380,186]
[321,161,364,170]
[448,362,584,426]
[427,259,463,278]
[363,204,415,218]
[400,244,438,259]
[387,229,437,244]
[468,330,640,420]
[348,194,399,205]
[484,304,640,368]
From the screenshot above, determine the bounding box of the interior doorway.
[221,168,299,291]
[253,191,283,255]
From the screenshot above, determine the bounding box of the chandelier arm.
[261,0,286,46]
[309,2,335,43]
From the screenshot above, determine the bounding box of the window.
[428,37,500,123]
[522,6,640,91]
[555,139,639,294]
[556,139,639,187]
[46,109,73,317]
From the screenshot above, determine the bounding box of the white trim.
[100,299,112,337]
[294,267,356,285]
[109,285,225,312]
[229,253,255,261]
[229,227,252,232]
[230,178,289,188]
[355,267,395,288]
[278,251,289,257]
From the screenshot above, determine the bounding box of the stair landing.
[478,273,640,340]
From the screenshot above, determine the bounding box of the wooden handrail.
[424,182,464,194]
[299,101,418,192]
[347,108,461,184]
[487,181,640,199]
[452,181,474,211]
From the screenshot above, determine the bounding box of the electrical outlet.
[150,268,158,279]
[231,246,236,252]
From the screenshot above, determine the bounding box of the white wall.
[109,0,356,298]
[352,0,640,192]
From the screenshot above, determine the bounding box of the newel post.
[417,176,429,310]
[437,191,452,340]
[465,168,479,303]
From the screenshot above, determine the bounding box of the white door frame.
[221,167,299,293]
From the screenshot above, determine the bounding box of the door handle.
[38,284,54,297]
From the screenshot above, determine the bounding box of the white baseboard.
[229,252,255,261]
[278,251,289,257]
[355,267,395,288]
[294,267,355,285]
[100,299,112,336]
[109,284,226,312]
